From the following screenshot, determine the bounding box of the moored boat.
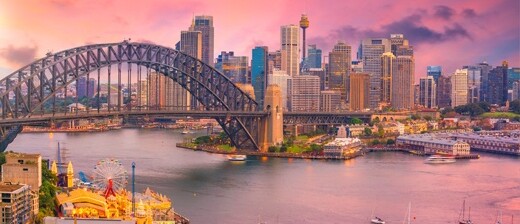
[370,216,385,224]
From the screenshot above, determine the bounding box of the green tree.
[194,135,211,144]
[280,144,288,152]
[309,144,322,152]
[350,118,363,125]
[268,146,279,153]
[364,127,372,136]
[411,114,421,120]
[371,139,380,145]
[377,124,385,137]
[386,139,395,145]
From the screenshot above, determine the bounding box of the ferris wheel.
[92,159,128,193]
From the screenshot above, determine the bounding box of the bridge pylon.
[259,85,284,152]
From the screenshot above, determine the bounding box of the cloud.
[462,8,477,17]
[0,45,39,67]
[433,5,455,20]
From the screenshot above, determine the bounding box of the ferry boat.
[424,155,456,164]
[227,154,247,161]
[370,217,385,224]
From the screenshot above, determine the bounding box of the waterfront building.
[324,126,362,157]
[359,38,391,108]
[451,69,468,107]
[252,46,269,108]
[320,90,342,112]
[484,62,509,105]
[437,75,451,108]
[349,73,370,111]
[419,76,436,108]
[396,134,470,155]
[281,25,300,76]
[450,133,520,156]
[391,55,415,109]
[427,66,442,83]
[288,75,320,112]
[0,183,32,223]
[380,52,395,106]
[268,70,291,111]
[215,51,249,84]
[189,15,214,66]
[328,41,351,101]
[307,44,322,69]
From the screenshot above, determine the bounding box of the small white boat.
[371,217,385,224]
[424,155,456,164]
[227,154,247,161]
[181,128,189,134]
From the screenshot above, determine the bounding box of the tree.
[423,115,433,121]
[350,118,363,125]
[309,144,322,152]
[511,99,520,114]
[386,139,395,145]
[371,139,380,145]
[411,114,421,120]
[194,136,211,144]
[268,146,279,153]
[280,144,288,152]
[377,124,385,137]
[364,127,372,136]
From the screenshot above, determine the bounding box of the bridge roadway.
[0,110,373,126]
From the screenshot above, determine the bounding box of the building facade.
[0,183,32,223]
[320,90,342,112]
[328,42,351,101]
[307,44,322,69]
[484,62,509,105]
[359,38,391,109]
[464,65,482,103]
[391,55,415,109]
[349,73,370,111]
[215,51,249,84]
[289,75,320,112]
[427,66,442,83]
[268,70,291,111]
[281,25,300,76]
[251,46,269,108]
[1,152,42,192]
[419,76,437,109]
[396,134,470,155]
[380,52,395,106]
[437,75,451,108]
[451,69,468,107]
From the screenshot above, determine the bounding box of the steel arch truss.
[0,42,259,150]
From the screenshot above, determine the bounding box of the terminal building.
[450,133,520,156]
[323,126,362,157]
[396,134,470,155]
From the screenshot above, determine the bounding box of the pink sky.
[0,0,518,79]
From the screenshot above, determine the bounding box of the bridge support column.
[259,85,284,152]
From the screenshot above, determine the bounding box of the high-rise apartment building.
[419,76,436,108]
[0,183,33,223]
[189,15,214,66]
[281,25,300,76]
[268,70,291,110]
[288,75,320,112]
[485,62,509,105]
[359,38,391,108]
[215,51,249,84]
[380,52,395,106]
[349,73,370,111]
[451,69,469,107]
[252,46,269,108]
[328,41,351,101]
[437,75,452,108]
[307,45,322,69]
[391,55,415,109]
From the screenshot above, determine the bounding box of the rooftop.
[5,151,41,159]
[397,134,467,146]
[452,133,520,144]
[0,183,27,192]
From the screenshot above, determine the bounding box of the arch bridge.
[0,42,371,151]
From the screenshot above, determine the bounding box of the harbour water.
[8,129,520,223]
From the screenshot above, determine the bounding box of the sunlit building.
[391,55,415,109]
[451,69,468,107]
[289,75,320,112]
[281,25,300,76]
[419,76,436,109]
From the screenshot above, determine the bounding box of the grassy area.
[287,145,311,154]
[481,112,520,119]
[296,135,309,141]
[217,144,235,152]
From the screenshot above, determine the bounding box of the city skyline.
[0,0,518,79]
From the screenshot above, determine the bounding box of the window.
[23,168,28,171]
[17,160,24,164]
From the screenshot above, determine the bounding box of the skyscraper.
[437,75,452,108]
[328,41,351,101]
[427,66,442,83]
[215,51,249,84]
[179,30,201,110]
[320,90,342,112]
[476,62,492,102]
[464,65,481,103]
[419,76,436,108]
[390,34,409,56]
[267,50,282,74]
[349,73,370,111]
[485,61,509,105]
[307,45,322,69]
[281,25,300,76]
[180,31,202,59]
[268,70,291,110]
[359,38,391,108]
[512,81,520,101]
[77,77,87,98]
[380,52,395,106]
[252,46,269,108]
[189,15,214,66]
[508,67,520,88]
[451,69,469,107]
[391,55,415,109]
